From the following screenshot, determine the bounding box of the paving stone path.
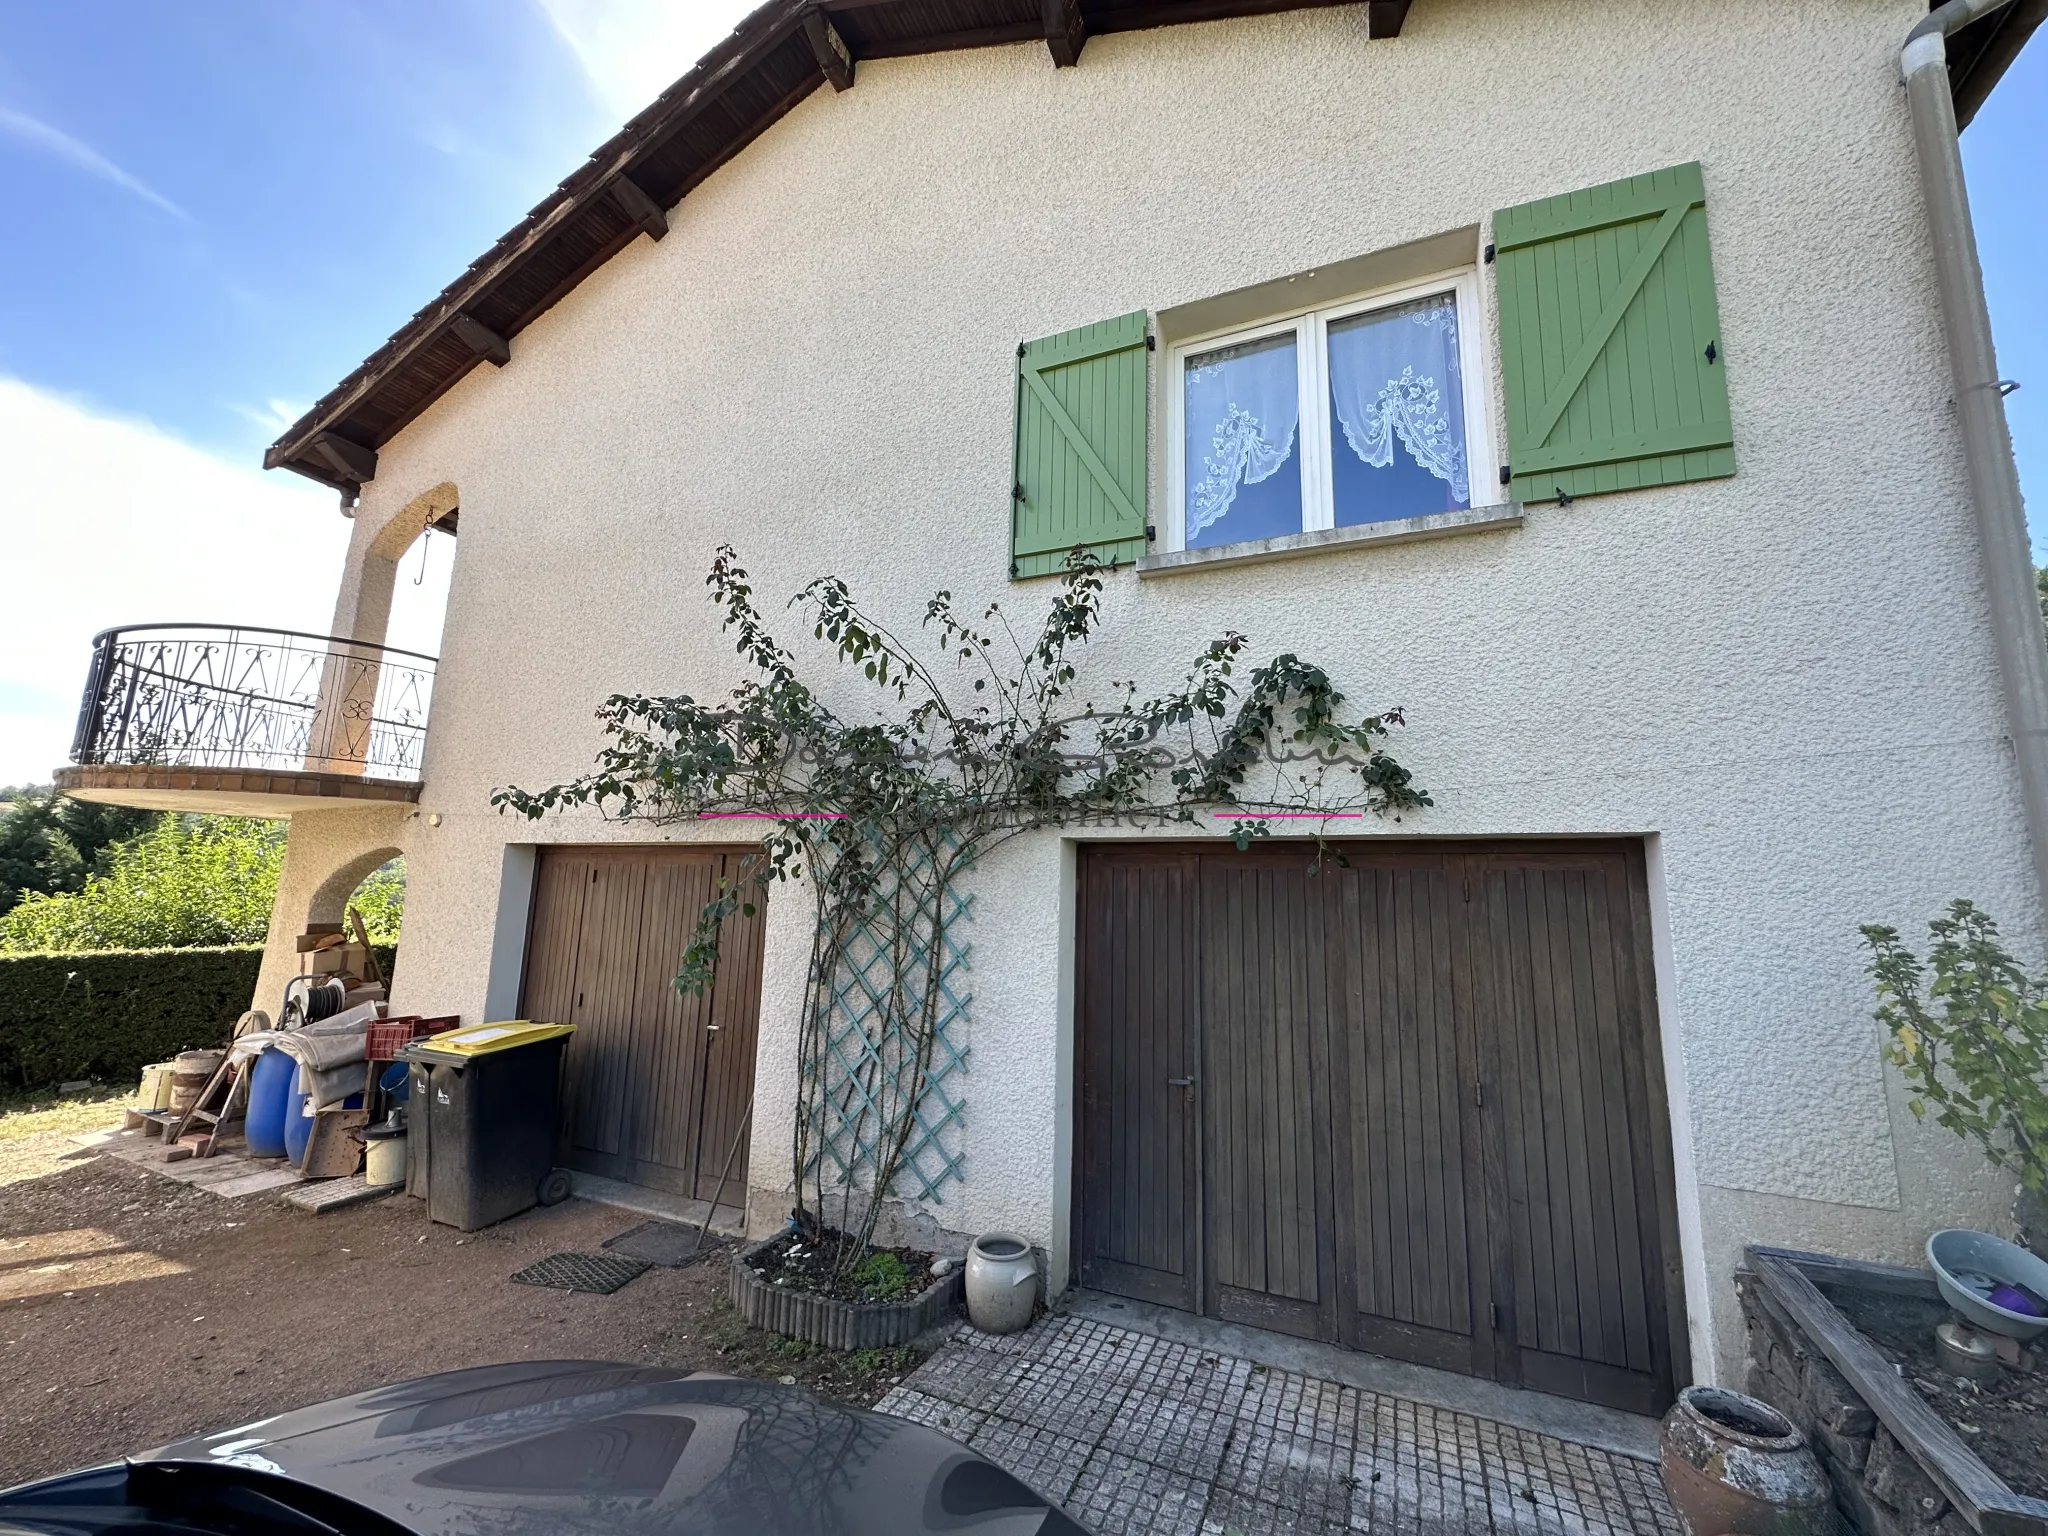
[879,1314,1682,1535]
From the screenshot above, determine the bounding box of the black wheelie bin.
[401,1021,576,1230]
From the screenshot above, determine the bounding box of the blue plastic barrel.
[245,1048,294,1159]
[284,1089,315,1167]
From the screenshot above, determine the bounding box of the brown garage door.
[1075,840,1686,1416]
[520,846,765,1205]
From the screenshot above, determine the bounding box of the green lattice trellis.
[809,843,971,1202]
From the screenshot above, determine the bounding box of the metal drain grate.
[510,1251,651,1294]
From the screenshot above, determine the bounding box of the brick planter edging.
[1739,1245,2048,1536]
[729,1237,963,1350]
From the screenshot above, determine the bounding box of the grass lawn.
[0,1083,131,1142]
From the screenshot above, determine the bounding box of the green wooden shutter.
[1494,162,1733,505]
[1011,311,1149,578]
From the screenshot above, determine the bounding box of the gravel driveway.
[0,1111,916,1489]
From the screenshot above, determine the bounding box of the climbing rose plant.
[497,547,1431,1273]
[1864,899,2048,1199]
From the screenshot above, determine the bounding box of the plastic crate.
[365,1015,460,1060]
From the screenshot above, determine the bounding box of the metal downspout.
[1901,0,2048,915]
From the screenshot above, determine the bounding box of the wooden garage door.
[520,846,766,1205]
[1075,841,1686,1416]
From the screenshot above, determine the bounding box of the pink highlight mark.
[1211,811,1362,820]
[698,811,848,820]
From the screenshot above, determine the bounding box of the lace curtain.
[1327,294,1469,506]
[1184,334,1299,538]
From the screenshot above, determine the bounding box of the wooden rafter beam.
[449,314,511,367]
[1044,0,1087,67]
[607,174,670,242]
[307,431,376,488]
[1367,0,1410,38]
[803,8,855,91]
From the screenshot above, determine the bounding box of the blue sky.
[0,3,2041,785]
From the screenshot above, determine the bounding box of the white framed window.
[1165,272,1497,553]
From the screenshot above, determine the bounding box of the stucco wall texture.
[272,0,2035,1387]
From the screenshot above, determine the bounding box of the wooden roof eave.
[265,0,2029,496]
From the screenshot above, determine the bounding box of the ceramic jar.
[964,1232,1039,1334]
[1658,1386,1836,1536]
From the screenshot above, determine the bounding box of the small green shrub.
[851,1250,913,1301]
[1864,899,2048,1197]
[765,1333,820,1361]
[847,1346,916,1375]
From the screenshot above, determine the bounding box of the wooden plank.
[697,850,767,1205]
[607,174,671,242]
[1366,0,1410,37]
[1043,0,1087,66]
[1749,1252,2048,1536]
[802,9,856,90]
[448,313,511,367]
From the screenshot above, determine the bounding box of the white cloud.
[0,379,351,785]
[228,397,311,435]
[537,0,757,123]
[0,104,190,221]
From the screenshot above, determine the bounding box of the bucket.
[170,1050,225,1114]
[135,1062,176,1112]
[364,1125,407,1187]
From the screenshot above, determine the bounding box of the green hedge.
[0,943,399,1091]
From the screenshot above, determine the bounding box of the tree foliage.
[1864,899,2048,1198]
[0,816,288,953]
[0,788,159,918]
[499,547,1431,1272]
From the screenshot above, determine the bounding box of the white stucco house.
[55,0,2045,1416]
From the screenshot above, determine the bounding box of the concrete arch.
[329,479,459,650]
[307,843,405,929]
[250,806,411,1019]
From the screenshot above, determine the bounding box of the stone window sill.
[1134,503,1525,577]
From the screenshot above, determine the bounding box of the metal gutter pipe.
[1901,0,2048,915]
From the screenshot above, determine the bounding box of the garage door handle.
[706,1025,721,1033]
[1166,1077,1195,1087]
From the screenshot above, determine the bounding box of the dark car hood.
[130,1360,1079,1535]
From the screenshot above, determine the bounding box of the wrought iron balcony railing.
[69,624,437,782]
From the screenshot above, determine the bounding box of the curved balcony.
[53,624,437,816]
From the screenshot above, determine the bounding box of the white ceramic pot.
[965,1232,1039,1335]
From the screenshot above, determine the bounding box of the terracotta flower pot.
[1658,1386,1836,1536]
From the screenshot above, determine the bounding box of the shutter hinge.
[1014,483,1027,501]
[1017,341,1027,359]
[1555,487,1575,507]
[1499,464,1511,487]
[1489,1302,1500,1331]
[1704,340,1719,364]
[1484,243,1496,264]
